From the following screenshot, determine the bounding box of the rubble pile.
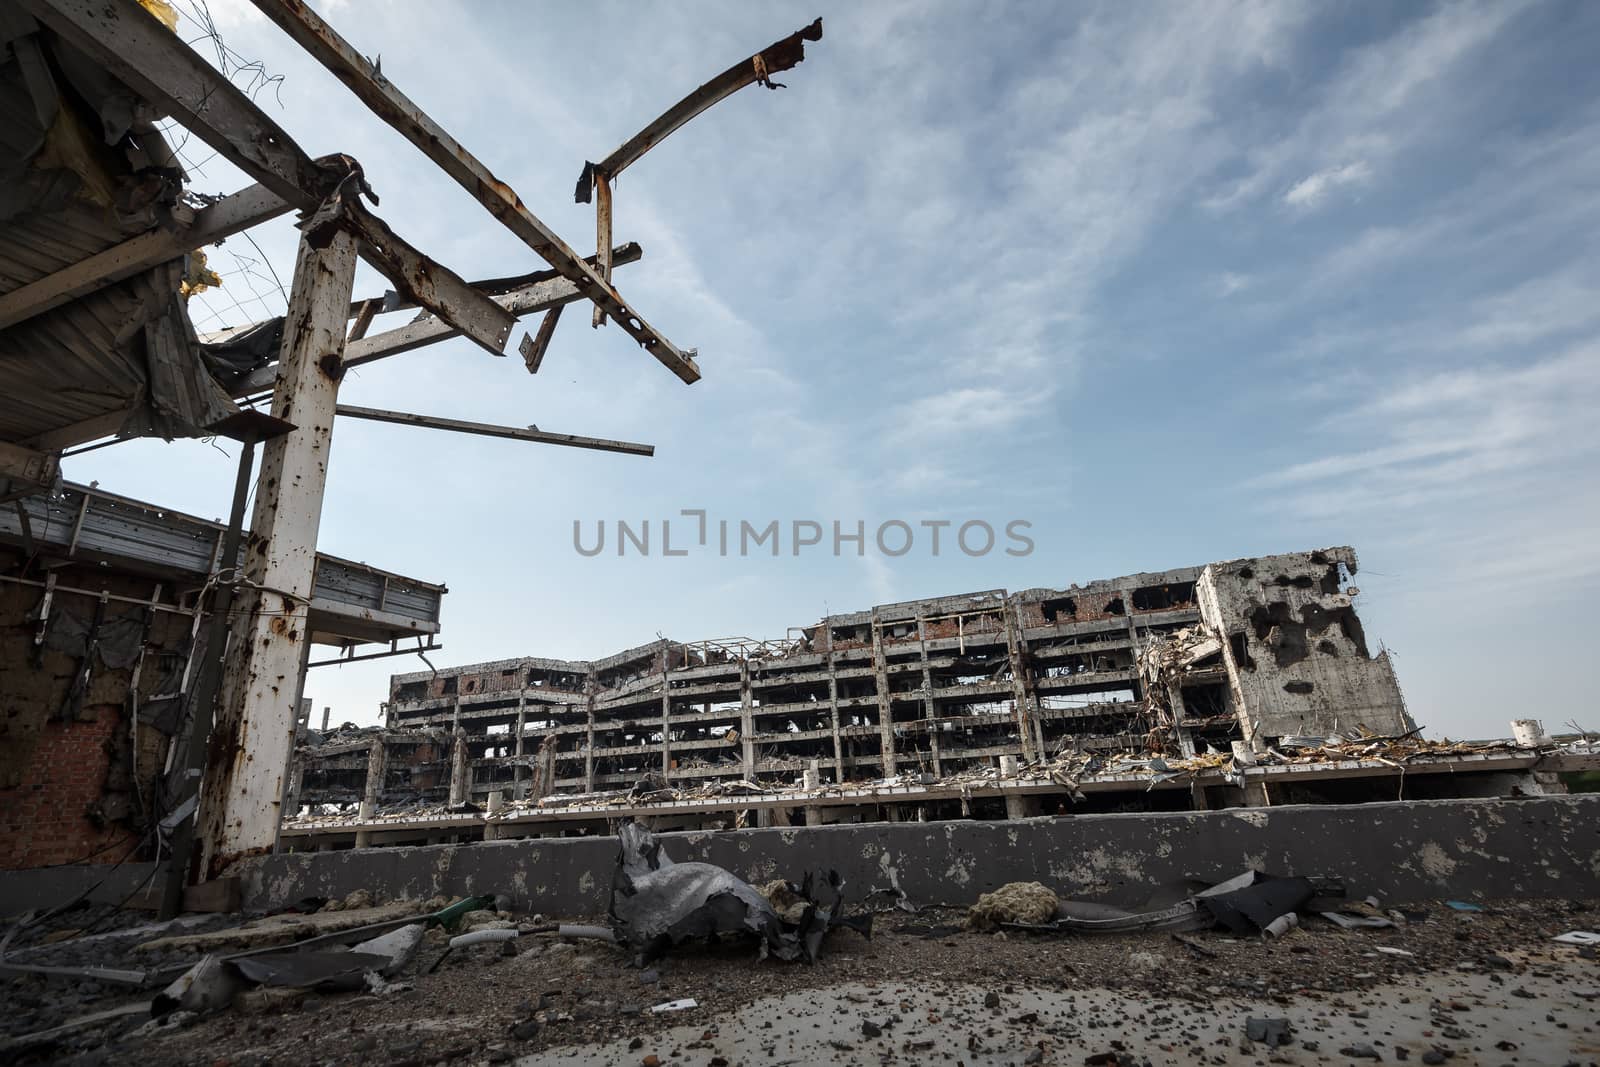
[4,863,1596,1065]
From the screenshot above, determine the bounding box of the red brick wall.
[0,706,140,870]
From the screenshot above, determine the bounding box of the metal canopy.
[20,0,515,359]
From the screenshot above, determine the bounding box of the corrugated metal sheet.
[0,20,236,446]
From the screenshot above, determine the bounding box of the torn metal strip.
[247,0,701,384]
[578,18,823,194]
[335,405,653,457]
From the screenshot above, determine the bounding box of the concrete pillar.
[354,737,386,848]
[1166,681,1197,758]
[826,641,845,782]
[738,661,756,779]
[870,615,897,777]
[584,683,596,793]
[196,227,357,882]
[448,727,469,807]
[512,697,527,797]
[281,758,303,825]
[1004,792,1029,821]
[321,706,330,732]
[659,663,671,778]
[1003,602,1042,762]
[485,789,504,840]
[917,617,942,776]
[804,805,823,826]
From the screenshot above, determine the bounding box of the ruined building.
[279,546,1585,849]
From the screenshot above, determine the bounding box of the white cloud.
[1207,1,1526,213]
[1217,272,1252,297]
[1283,160,1372,208]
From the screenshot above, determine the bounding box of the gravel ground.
[3,896,1597,1065]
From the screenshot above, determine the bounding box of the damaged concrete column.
[354,737,386,848]
[195,226,358,881]
[583,684,596,793]
[448,726,469,807]
[738,661,756,779]
[869,616,897,777]
[825,638,844,782]
[916,617,942,776]
[659,664,671,778]
[511,697,527,798]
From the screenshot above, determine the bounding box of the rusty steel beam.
[338,195,514,357]
[247,0,702,384]
[334,405,654,457]
[592,175,612,328]
[225,243,646,396]
[521,306,562,375]
[577,18,823,194]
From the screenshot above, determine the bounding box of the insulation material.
[965,882,1060,931]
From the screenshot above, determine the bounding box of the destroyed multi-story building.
[280,545,1589,848]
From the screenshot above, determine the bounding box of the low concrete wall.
[238,796,1600,916]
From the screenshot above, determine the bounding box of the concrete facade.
[1197,547,1413,744]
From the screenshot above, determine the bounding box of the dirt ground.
[4,896,1598,1066]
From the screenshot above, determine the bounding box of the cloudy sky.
[74,0,1600,740]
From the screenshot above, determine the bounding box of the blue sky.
[74,1,1600,739]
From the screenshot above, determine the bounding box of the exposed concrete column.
[275,636,313,853]
[738,660,756,779]
[825,638,844,782]
[361,737,386,808]
[196,226,357,882]
[1003,602,1041,762]
[354,736,385,846]
[485,789,504,841]
[281,757,303,826]
[1166,681,1197,758]
[917,617,941,777]
[659,664,671,778]
[870,614,897,777]
[1120,588,1142,704]
[512,696,527,798]
[448,727,469,807]
[584,681,596,793]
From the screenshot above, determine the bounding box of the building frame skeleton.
[2,0,826,891]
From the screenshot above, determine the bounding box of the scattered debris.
[1245,1016,1292,1046]
[608,822,870,965]
[650,998,698,1013]
[1552,931,1600,945]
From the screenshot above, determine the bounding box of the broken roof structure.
[0,0,826,902]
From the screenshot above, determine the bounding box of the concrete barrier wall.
[238,796,1600,916]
